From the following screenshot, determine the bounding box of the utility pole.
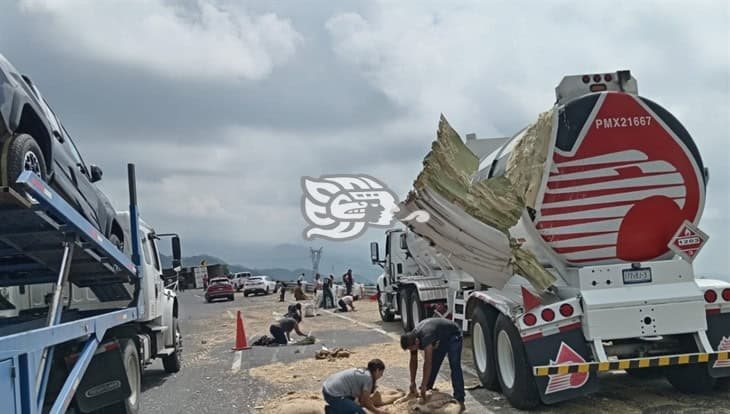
[310,247,323,279]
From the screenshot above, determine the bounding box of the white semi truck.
[370,70,730,409]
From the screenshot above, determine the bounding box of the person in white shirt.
[338,295,356,312]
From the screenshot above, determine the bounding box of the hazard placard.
[668,220,708,262]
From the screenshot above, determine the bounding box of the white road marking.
[227,310,234,319]
[231,350,242,372]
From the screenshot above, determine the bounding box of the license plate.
[622,268,652,285]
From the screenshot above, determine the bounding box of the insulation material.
[503,110,554,209]
[399,114,557,291]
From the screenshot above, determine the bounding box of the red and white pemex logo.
[536,93,705,265]
[545,342,590,395]
[713,337,730,369]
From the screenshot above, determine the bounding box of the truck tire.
[163,318,182,373]
[104,339,141,414]
[665,334,717,393]
[409,290,425,328]
[494,314,540,410]
[1,133,47,188]
[665,363,716,393]
[377,289,395,322]
[626,367,664,379]
[399,289,413,332]
[470,306,500,391]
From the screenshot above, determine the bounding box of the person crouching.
[322,359,387,414]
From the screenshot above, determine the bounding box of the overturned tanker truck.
[369,70,730,409]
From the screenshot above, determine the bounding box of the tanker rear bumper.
[533,350,730,377]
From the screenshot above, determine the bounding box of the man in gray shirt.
[322,359,387,414]
[401,318,465,410]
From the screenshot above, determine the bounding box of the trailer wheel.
[377,289,395,322]
[471,306,500,391]
[399,289,413,332]
[409,290,425,328]
[665,363,716,393]
[163,318,182,373]
[494,314,540,410]
[105,339,140,414]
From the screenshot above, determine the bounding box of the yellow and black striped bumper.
[533,351,730,376]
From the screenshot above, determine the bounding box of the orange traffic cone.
[232,310,250,350]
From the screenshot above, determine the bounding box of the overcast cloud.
[0,0,727,278]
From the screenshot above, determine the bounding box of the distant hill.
[160,254,377,284]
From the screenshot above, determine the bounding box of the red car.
[205,277,235,302]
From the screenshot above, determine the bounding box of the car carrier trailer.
[0,164,181,414]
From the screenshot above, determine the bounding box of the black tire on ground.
[494,314,540,410]
[665,363,716,393]
[266,287,270,295]
[244,292,249,297]
[228,295,234,301]
[470,306,500,391]
[104,339,141,414]
[377,289,395,322]
[626,367,664,379]
[1,133,47,188]
[408,289,425,328]
[399,288,413,332]
[664,334,717,393]
[162,318,182,373]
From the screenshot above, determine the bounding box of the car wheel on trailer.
[108,232,124,252]
[471,306,500,391]
[1,133,47,188]
[494,314,540,410]
[377,289,395,322]
[399,289,413,332]
[105,339,141,414]
[163,318,182,373]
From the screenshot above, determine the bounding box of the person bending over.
[400,318,465,410]
[269,314,306,345]
[322,359,387,414]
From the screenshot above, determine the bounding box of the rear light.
[604,73,613,82]
[705,290,718,303]
[523,313,537,326]
[559,303,574,317]
[722,289,730,301]
[582,75,590,84]
[593,74,602,82]
[590,84,607,92]
[541,308,555,322]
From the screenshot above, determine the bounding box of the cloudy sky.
[0,0,728,277]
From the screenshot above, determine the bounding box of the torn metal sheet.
[399,114,557,291]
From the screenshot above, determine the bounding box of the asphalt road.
[137,290,730,414]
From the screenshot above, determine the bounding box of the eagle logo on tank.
[536,93,705,264]
[545,342,589,395]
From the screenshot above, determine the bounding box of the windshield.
[210,279,229,285]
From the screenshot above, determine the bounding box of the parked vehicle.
[232,271,252,291]
[205,277,235,302]
[243,275,277,296]
[371,71,730,409]
[0,53,125,249]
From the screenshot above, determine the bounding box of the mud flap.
[523,328,599,404]
[71,343,131,413]
[706,312,730,378]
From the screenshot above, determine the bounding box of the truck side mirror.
[370,242,380,264]
[172,236,182,272]
[89,164,103,183]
